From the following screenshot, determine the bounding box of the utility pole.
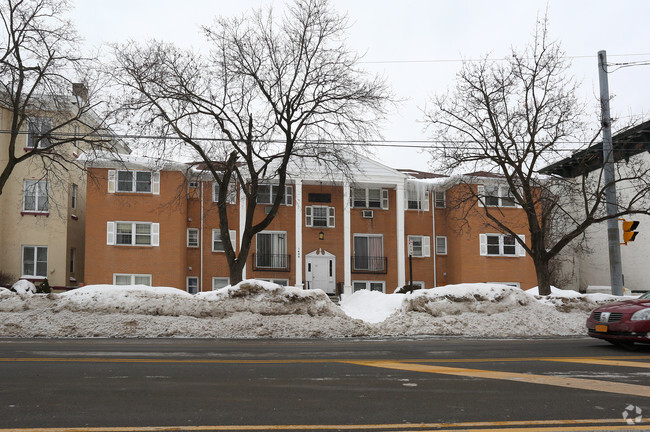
[598,50,624,296]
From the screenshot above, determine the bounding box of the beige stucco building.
[0,91,127,289]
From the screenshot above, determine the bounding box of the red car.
[587,292,650,345]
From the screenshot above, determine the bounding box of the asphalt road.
[1,337,650,431]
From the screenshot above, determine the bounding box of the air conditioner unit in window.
[362,210,374,219]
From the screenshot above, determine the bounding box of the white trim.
[396,183,405,287]
[212,277,230,290]
[305,205,335,228]
[295,180,303,289]
[186,276,199,294]
[113,273,152,286]
[21,245,48,278]
[212,229,236,252]
[187,228,199,248]
[407,235,431,258]
[352,280,385,293]
[343,182,352,296]
[111,221,156,246]
[435,236,448,255]
[116,170,154,193]
[480,233,522,257]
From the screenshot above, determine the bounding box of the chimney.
[72,83,88,103]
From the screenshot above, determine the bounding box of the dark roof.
[464,171,506,179]
[397,168,447,179]
[539,119,650,178]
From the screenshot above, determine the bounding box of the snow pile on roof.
[0,280,630,339]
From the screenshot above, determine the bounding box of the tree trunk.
[229,258,246,286]
[534,258,552,296]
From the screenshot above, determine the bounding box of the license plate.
[595,324,608,333]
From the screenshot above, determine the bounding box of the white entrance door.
[305,250,336,294]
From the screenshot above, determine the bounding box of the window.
[212,277,230,290]
[353,281,385,292]
[22,246,47,277]
[259,278,289,286]
[436,236,447,255]
[411,281,425,290]
[187,181,199,199]
[117,170,152,193]
[434,191,446,208]
[187,276,199,294]
[256,184,293,205]
[353,235,385,272]
[406,185,429,211]
[212,181,237,204]
[407,235,431,257]
[26,117,52,149]
[69,248,76,273]
[256,231,288,269]
[212,229,236,252]
[480,234,526,257]
[187,228,199,248]
[305,206,335,228]
[23,180,48,213]
[71,184,78,210]
[107,222,159,246]
[478,185,516,208]
[113,274,152,286]
[308,193,331,203]
[352,188,388,209]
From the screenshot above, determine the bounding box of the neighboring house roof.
[397,168,447,180]
[539,119,650,178]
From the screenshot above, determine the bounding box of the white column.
[239,186,247,281]
[343,180,352,297]
[294,179,303,289]
[396,182,406,288]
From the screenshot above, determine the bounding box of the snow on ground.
[0,280,628,338]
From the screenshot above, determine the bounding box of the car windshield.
[639,292,650,299]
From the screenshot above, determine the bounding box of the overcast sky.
[72,0,650,172]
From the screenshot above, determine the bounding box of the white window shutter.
[423,236,431,257]
[285,186,293,206]
[151,223,160,246]
[228,182,237,204]
[381,189,389,209]
[518,234,526,256]
[107,170,116,193]
[107,222,115,245]
[229,230,237,250]
[423,191,430,211]
[477,185,485,207]
[479,234,487,256]
[328,207,335,228]
[212,182,218,202]
[305,206,312,227]
[152,172,160,195]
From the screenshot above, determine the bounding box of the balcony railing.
[253,253,291,272]
[351,256,387,274]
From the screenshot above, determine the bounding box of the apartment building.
[84,155,538,294]
[0,88,128,289]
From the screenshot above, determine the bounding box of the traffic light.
[621,219,640,245]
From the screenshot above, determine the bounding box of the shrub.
[37,278,52,294]
[0,270,15,288]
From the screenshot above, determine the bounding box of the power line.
[359,53,650,65]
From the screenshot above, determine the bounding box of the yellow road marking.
[0,418,646,431]
[346,360,650,398]
[543,358,650,368]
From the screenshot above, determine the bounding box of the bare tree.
[111,0,391,285]
[0,0,119,198]
[423,19,650,295]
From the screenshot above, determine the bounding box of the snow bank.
[340,290,405,323]
[0,281,629,339]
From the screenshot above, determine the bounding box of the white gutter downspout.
[432,189,437,288]
[200,181,204,291]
